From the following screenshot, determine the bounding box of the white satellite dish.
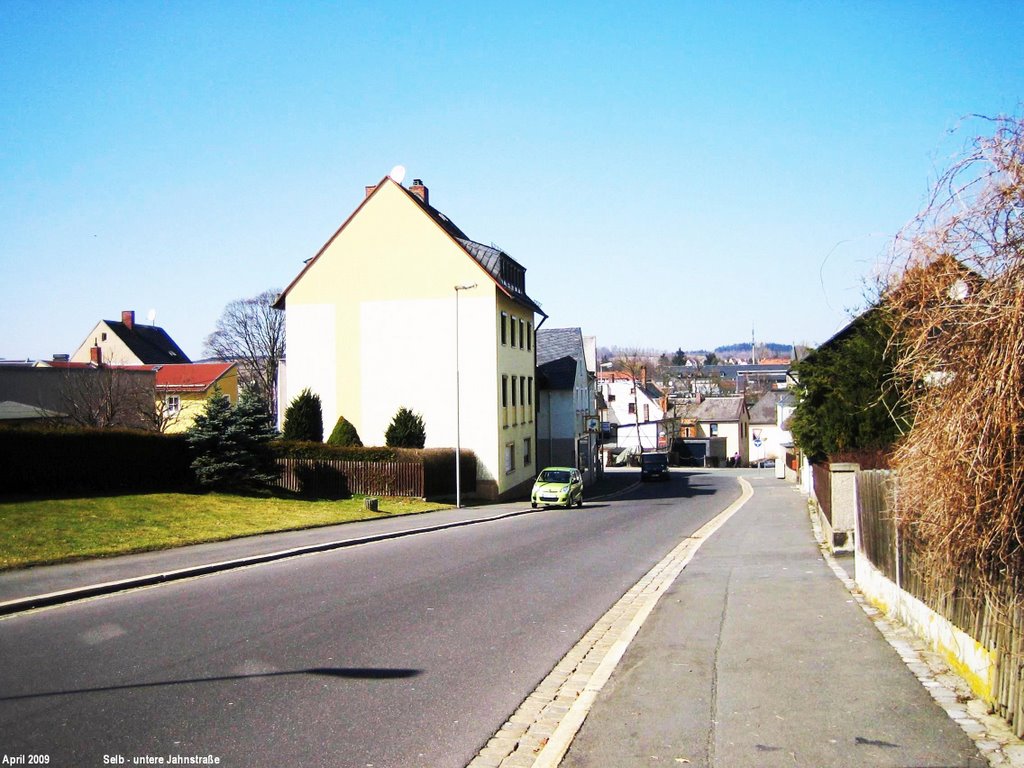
[389,164,407,184]
[147,309,157,325]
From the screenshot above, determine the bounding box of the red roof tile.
[154,363,235,392]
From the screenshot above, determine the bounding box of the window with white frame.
[505,442,515,474]
[165,395,181,416]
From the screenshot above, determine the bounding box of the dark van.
[640,452,670,481]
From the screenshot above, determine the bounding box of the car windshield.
[642,454,667,465]
[539,470,571,483]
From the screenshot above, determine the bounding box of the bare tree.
[205,289,285,420]
[57,366,157,430]
[614,349,655,456]
[882,113,1024,583]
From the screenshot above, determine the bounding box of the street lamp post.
[454,283,477,508]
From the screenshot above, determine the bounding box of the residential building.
[747,390,795,465]
[154,362,239,433]
[274,175,546,500]
[71,311,191,366]
[598,368,666,453]
[0,363,156,430]
[536,327,601,484]
[675,396,750,465]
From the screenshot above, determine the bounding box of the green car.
[531,467,584,509]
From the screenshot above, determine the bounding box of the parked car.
[751,458,776,469]
[640,452,670,481]
[531,467,584,509]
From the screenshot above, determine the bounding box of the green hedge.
[0,427,195,496]
[0,431,477,500]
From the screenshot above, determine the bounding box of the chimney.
[122,310,135,330]
[641,365,648,390]
[409,179,429,206]
[365,184,377,199]
[90,346,103,365]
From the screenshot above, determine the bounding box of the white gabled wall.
[284,303,337,431]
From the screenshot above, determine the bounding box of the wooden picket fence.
[856,469,1024,736]
[276,458,425,498]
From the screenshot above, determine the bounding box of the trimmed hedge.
[0,427,195,496]
[0,430,477,500]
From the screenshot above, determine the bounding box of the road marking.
[468,477,754,768]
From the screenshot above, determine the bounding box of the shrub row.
[0,429,477,499]
[0,427,195,496]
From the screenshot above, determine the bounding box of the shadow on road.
[0,666,422,701]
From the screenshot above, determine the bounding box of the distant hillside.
[715,342,793,357]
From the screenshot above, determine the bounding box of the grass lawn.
[0,493,452,570]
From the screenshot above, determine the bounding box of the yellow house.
[155,362,239,433]
[274,175,546,500]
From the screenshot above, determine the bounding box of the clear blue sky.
[2,1,1021,360]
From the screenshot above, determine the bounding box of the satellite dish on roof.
[389,165,407,184]
[147,309,157,325]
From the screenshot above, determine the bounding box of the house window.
[502,375,509,427]
[644,404,650,422]
[501,312,508,345]
[511,375,518,424]
[518,318,525,349]
[527,322,533,350]
[608,393,616,402]
[505,442,515,474]
[524,437,532,466]
[165,395,181,416]
[520,376,526,422]
[710,423,719,437]
[528,376,534,421]
[628,402,636,415]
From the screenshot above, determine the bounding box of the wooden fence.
[812,461,832,524]
[276,458,425,499]
[856,469,1024,736]
[856,469,898,584]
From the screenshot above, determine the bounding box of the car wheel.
[531,502,537,509]
[577,495,584,508]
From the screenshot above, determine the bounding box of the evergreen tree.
[789,309,908,463]
[187,386,279,493]
[385,407,426,448]
[282,388,323,442]
[327,415,363,447]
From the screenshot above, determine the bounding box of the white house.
[598,369,666,453]
[747,390,795,466]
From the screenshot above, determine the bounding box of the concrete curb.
[0,506,540,617]
[0,478,643,619]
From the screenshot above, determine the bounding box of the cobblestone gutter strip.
[467,478,754,768]
[804,488,1024,768]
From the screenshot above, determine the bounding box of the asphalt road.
[0,470,739,768]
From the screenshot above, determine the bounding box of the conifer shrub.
[326,415,363,447]
[384,407,426,449]
[187,387,279,493]
[282,388,324,442]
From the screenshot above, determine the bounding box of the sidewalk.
[558,475,988,768]
[0,467,639,611]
